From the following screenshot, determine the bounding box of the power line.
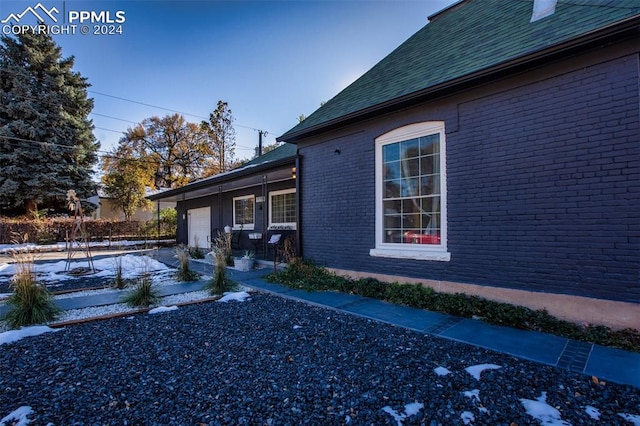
[88,90,273,134]
[0,67,277,135]
[90,112,138,124]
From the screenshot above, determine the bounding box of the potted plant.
[234,250,255,272]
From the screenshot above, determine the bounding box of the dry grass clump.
[3,234,59,328]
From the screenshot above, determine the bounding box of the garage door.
[187,207,211,248]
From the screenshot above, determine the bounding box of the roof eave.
[146,155,297,201]
[278,15,639,143]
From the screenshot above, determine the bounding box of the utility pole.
[258,130,264,157]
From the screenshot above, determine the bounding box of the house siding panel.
[298,52,639,303]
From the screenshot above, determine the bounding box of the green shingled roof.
[244,142,297,166]
[279,0,639,141]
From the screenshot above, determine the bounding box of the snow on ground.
[520,392,571,426]
[586,405,601,420]
[0,326,62,346]
[217,291,251,303]
[465,363,502,380]
[148,305,179,314]
[0,239,174,255]
[619,414,640,426]
[433,366,451,376]
[0,406,33,426]
[460,410,475,425]
[0,254,170,283]
[381,402,424,426]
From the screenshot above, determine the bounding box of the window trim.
[370,122,451,261]
[232,194,255,230]
[268,188,297,230]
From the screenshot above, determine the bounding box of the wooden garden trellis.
[65,190,95,273]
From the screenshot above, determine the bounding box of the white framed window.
[233,195,255,230]
[370,122,450,261]
[269,188,296,230]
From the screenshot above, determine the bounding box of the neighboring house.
[94,188,175,221]
[278,0,639,329]
[147,143,298,254]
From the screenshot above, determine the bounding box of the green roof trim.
[279,0,639,141]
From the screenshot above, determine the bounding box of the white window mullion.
[370,122,451,262]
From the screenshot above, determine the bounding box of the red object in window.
[404,232,441,245]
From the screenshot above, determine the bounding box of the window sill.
[369,247,451,262]
[232,225,254,231]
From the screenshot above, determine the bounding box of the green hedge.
[267,260,640,353]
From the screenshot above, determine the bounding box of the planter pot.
[234,257,255,272]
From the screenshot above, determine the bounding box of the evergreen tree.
[201,100,236,175]
[0,31,99,217]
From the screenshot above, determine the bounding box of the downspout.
[262,174,268,255]
[295,152,302,258]
[218,185,223,235]
[156,200,160,239]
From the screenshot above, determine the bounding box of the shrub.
[174,247,200,282]
[188,236,205,259]
[3,243,59,328]
[207,232,236,295]
[111,256,129,289]
[123,274,159,307]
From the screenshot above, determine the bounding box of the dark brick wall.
[175,179,296,252]
[297,51,639,303]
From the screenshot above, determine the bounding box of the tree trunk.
[24,199,38,219]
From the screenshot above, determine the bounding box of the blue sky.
[1,0,457,161]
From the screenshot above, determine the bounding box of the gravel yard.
[2,292,639,425]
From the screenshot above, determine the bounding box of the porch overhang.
[147,157,296,203]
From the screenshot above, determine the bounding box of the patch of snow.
[403,402,423,417]
[382,407,404,426]
[148,305,178,314]
[217,291,251,303]
[585,406,600,420]
[520,392,570,426]
[460,411,475,425]
[465,363,502,380]
[0,326,62,346]
[0,240,173,255]
[434,366,451,376]
[463,389,480,403]
[619,413,640,426]
[0,254,171,282]
[0,406,33,426]
[382,402,424,426]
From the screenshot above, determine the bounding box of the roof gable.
[280,0,639,141]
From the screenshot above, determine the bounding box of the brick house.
[278,0,639,328]
[148,143,298,256]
